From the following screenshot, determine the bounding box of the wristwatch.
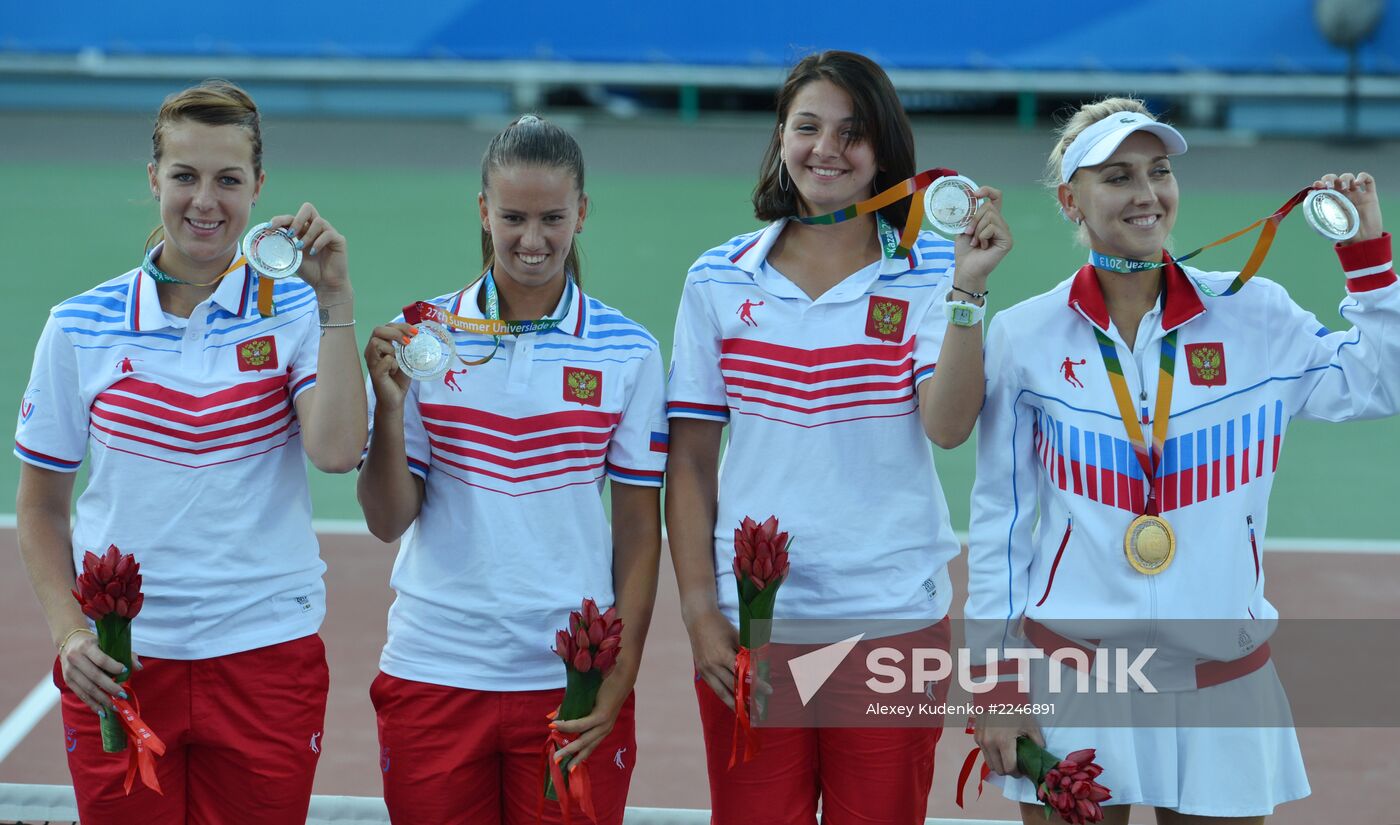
[944,298,985,327]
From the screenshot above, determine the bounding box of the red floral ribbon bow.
[729,646,759,768]
[955,720,992,808]
[110,687,166,795]
[540,713,596,825]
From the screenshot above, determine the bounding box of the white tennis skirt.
[990,659,1310,817]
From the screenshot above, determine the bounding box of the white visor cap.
[1061,111,1188,183]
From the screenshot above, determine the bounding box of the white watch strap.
[944,298,985,327]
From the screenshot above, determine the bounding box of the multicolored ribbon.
[1090,187,1314,297]
[141,243,280,318]
[729,646,759,768]
[540,715,597,825]
[402,273,573,366]
[1093,327,1178,516]
[795,168,959,259]
[109,688,166,795]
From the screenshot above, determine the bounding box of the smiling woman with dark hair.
[665,50,1014,824]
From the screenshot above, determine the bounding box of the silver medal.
[1302,189,1359,242]
[393,321,456,382]
[241,222,303,280]
[923,175,983,237]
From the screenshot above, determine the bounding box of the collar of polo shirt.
[130,248,256,331]
[453,273,588,338]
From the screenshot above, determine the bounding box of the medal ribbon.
[795,167,959,258]
[141,245,247,289]
[402,273,574,366]
[141,243,277,318]
[1093,327,1178,516]
[110,688,166,795]
[1089,187,1313,296]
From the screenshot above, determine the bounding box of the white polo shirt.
[373,276,667,691]
[668,219,961,627]
[15,262,325,659]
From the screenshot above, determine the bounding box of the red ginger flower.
[552,598,623,676]
[733,515,790,591]
[73,545,144,622]
[1036,748,1111,824]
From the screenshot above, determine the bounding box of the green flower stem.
[97,615,132,753]
[544,667,602,802]
[1016,735,1054,782]
[736,575,783,720]
[1015,735,1061,818]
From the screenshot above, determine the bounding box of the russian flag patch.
[650,431,669,453]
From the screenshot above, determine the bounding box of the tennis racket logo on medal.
[1114,185,1359,576]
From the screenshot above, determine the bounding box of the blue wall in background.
[2,1,1395,74]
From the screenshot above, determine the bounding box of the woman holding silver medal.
[967,97,1398,822]
[15,79,366,823]
[357,115,665,825]
[666,51,1012,824]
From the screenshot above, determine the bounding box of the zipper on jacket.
[1035,517,1073,607]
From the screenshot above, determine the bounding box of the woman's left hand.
[267,202,351,297]
[1313,172,1384,244]
[549,676,631,767]
[953,186,1013,292]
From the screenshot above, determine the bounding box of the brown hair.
[480,114,585,283]
[753,51,916,227]
[146,79,262,250]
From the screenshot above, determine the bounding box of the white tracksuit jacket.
[966,234,1397,696]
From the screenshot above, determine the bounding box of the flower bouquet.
[543,598,623,823]
[730,515,790,767]
[958,734,1111,823]
[71,544,165,794]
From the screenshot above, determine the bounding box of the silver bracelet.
[319,320,356,328]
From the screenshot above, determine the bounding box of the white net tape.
[0,783,1015,824]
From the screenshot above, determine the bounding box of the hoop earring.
[778,157,790,193]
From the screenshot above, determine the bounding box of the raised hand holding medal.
[794,168,1010,291]
[259,202,350,292]
[945,180,1012,294]
[244,202,354,321]
[1309,171,1383,246]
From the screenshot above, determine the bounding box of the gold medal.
[1124,514,1176,575]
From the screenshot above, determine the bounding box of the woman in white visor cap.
[965,97,1396,823]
